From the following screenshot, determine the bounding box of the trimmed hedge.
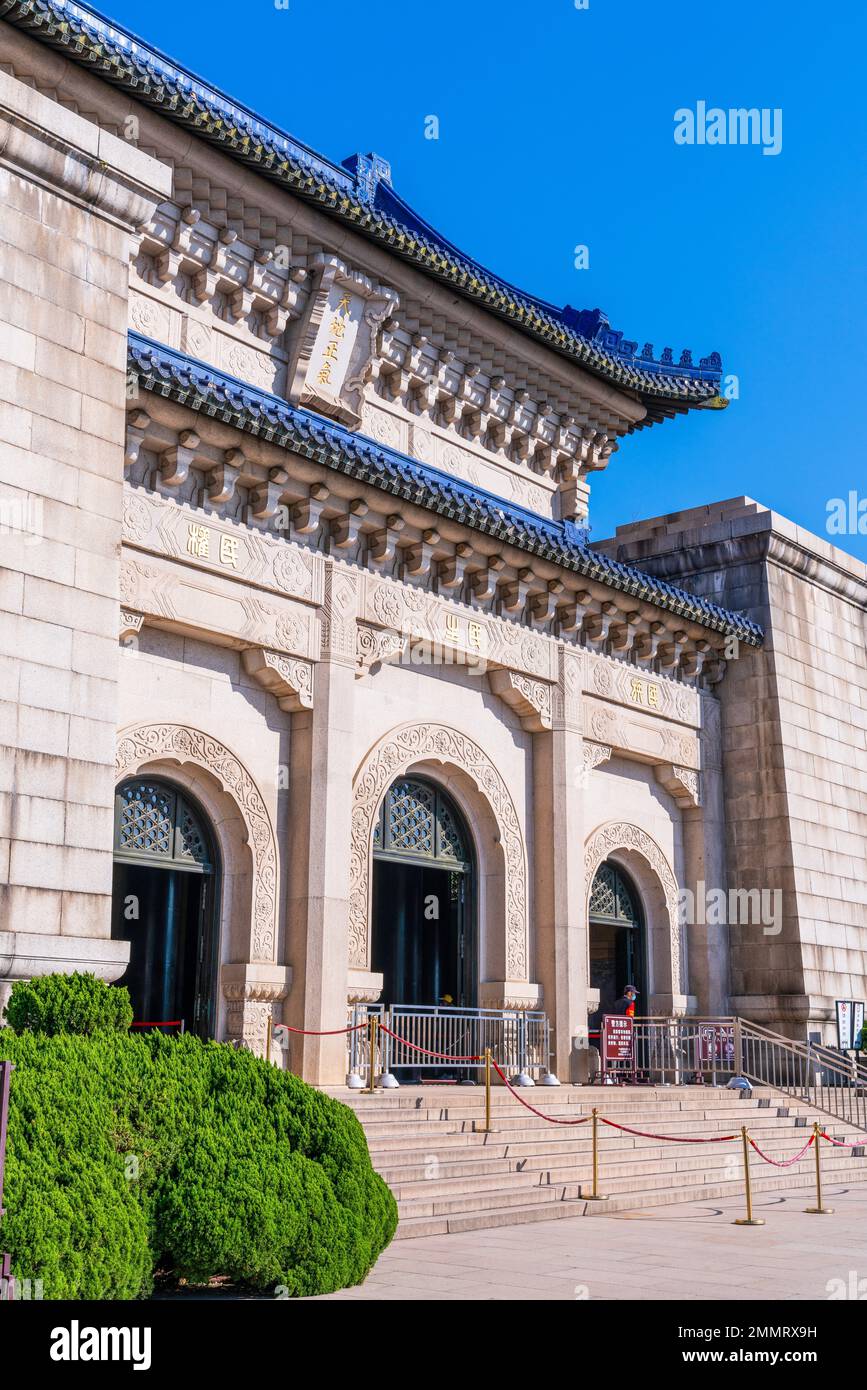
[0,1029,397,1299]
[3,973,133,1036]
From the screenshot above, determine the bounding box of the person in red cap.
[612,985,639,1018]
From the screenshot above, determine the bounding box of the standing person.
[611,985,639,1018]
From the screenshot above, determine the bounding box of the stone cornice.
[126,334,762,652]
[0,63,171,227]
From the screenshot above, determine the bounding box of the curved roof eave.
[127,331,762,649]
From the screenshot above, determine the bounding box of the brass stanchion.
[482,1047,494,1133]
[733,1126,765,1225]
[583,1107,609,1201]
[363,1015,379,1094]
[805,1122,834,1214]
[265,1014,272,1064]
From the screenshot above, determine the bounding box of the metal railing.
[348,1004,550,1079]
[739,1019,867,1131]
[626,1017,738,1086]
[614,1017,867,1131]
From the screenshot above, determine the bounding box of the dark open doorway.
[111,778,219,1037]
[371,777,476,1011]
[589,860,647,1021]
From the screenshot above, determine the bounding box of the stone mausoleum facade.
[1,0,866,1083]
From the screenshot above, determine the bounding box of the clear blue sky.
[105,0,867,557]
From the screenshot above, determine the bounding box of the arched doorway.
[371,776,476,1009]
[111,778,220,1037]
[589,860,647,1018]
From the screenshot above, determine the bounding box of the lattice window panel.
[115,780,212,869]
[374,778,470,867]
[589,861,639,924]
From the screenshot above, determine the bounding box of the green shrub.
[0,1032,151,1299]
[3,972,133,1036]
[0,1030,397,1299]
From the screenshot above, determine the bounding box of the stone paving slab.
[310,1181,867,1301]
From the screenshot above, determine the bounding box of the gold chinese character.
[186,523,211,559]
[323,340,340,361]
[329,316,347,338]
[468,621,482,649]
[444,613,460,643]
[647,684,660,709]
[629,677,644,704]
[336,292,352,316]
[317,361,333,385]
[220,535,240,570]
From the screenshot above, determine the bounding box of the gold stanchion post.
[363,1015,378,1094]
[482,1047,493,1133]
[583,1107,609,1201]
[733,1126,765,1225]
[805,1122,834,1214]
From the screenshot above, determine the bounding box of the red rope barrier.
[820,1131,867,1149]
[377,1023,483,1062]
[747,1134,815,1167]
[489,1059,592,1124]
[278,1022,368,1036]
[600,1117,738,1143]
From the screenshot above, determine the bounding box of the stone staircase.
[330,1084,867,1238]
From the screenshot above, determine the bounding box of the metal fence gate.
[348,1003,551,1080]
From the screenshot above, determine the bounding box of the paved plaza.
[313,1181,867,1301]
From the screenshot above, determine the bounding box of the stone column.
[0,71,171,995]
[680,694,730,1015]
[531,647,588,1080]
[285,562,357,1084]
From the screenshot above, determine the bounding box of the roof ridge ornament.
[343,152,393,203]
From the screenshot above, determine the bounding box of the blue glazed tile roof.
[127,332,762,648]
[0,0,726,419]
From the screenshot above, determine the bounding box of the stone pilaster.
[680,695,730,1015]
[531,646,587,1079]
[285,562,358,1083]
[0,69,171,976]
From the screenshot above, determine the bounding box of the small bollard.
[733,1125,765,1225]
[583,1107,609,1201]
[805,1122,834,1214]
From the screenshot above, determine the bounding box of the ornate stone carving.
[584,821,683,994]
[346,969,384,1005]
[287,253,398,426]
[242,648,314,711]
[478,981,543,1011]
[655,763,701,808]
[700,692,723,772]
[583,742,612,774]
[355,624,406,679]
[350,723,529,979]
[221,962,293,1053]
[115,724,278,961]
[488,669,552,731]
[119,609,144,641]
[320,561,358,664]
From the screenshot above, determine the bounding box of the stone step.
[336,1081,867,1237]
[388,1150,866,1208]
[377,1128,861,1184]
[355,1104,777,1133]
[391,1167,862,1238]
[363,1112,833,1151]
[378,1138,863,1191]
